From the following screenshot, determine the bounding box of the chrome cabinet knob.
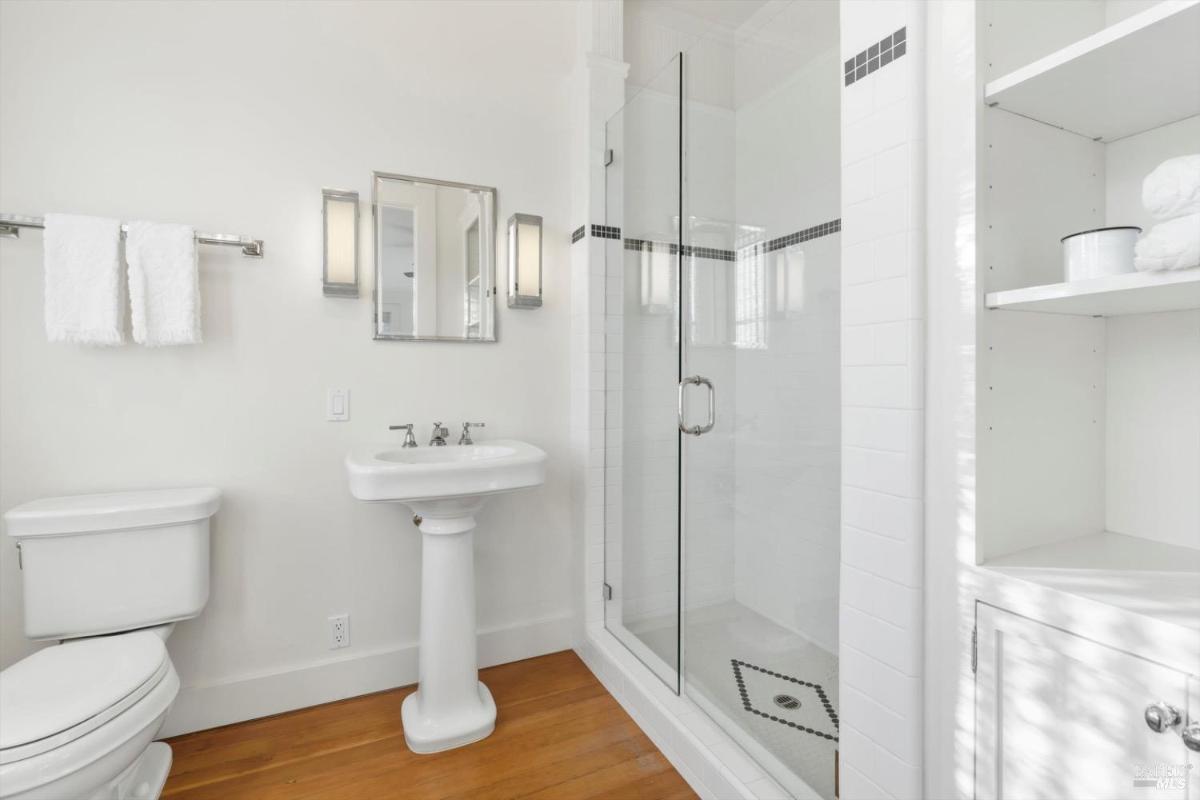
[1144,702,1182,733]
[1183,721,1200,753]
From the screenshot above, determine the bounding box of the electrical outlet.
[329,614,350,649]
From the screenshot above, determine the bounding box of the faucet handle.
[429,422,449,446]
[389,423,418,448]
[459,421,486,445]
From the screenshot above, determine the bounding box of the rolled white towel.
[1142,154,1200,220]
[1134,213,1200,272]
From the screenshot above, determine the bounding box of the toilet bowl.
[0,488,219,800]
[0,632,179,800]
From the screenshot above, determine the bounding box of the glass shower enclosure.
[602,4,842,797]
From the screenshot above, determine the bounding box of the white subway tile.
[842,524,920,588]
[844,240,875,285]
[844,156,875,205]
[843,365,911,409]
[874,143,909,196]
[843,325,876,366]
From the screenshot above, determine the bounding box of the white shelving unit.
[985,268,1200,316]
[984,0,1200,142]
[976,0,1200,651]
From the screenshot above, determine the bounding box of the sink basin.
[344,438,547,755]
[346,440,546,503]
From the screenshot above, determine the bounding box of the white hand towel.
[1134,213,1200,272]
[43,213,124,345]
[1142,154,1200,220]
[125,221,201,346]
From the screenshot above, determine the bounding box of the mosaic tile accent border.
[624,239,737,262]
[755,218,842,254]
[731,659,839,742]
[844,26,906,86]
[576,219,840,255]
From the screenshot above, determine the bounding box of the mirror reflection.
[373,172,496,341]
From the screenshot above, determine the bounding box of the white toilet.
[0,488,220,800]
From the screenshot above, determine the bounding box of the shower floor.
[628,602,839,799]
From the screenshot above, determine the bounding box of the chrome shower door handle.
[677,375,715,436]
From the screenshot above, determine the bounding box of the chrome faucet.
[429,422,449,447]
[459,422,485,445]
[389,423,418,448]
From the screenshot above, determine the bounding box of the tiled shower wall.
[837,1,926,797]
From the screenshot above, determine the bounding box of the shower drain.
[773,694,801,710]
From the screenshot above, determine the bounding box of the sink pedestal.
[401,497,496,754]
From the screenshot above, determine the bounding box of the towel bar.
[0,213,264,257]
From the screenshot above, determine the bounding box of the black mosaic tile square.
[570,225,585,244]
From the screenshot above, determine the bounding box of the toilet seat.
[0,631,169,765]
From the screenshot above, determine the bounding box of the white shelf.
[986,268,1200,316]
[982,531,1200,632]
[984,0,1200,142]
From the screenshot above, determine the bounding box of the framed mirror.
[373,172,497,341]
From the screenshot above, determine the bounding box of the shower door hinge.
[971,626,978,674]
[602,582,613,601]
[604,149,614,167]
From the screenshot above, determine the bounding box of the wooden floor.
[163,650,698,800]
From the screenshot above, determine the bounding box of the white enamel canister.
[1062,226,1141,281]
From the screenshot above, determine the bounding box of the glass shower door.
[603,55,683,691]
[679,10,843,798]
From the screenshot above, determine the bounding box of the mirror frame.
[372,171,498,342]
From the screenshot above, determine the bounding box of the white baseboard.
[161,612,574,737]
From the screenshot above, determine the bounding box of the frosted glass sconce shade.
[323,188,359,298]
[507,213,542,308]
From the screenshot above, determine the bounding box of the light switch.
[327,389,349,421]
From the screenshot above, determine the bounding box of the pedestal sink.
[345,439,546,754]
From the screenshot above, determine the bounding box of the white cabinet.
[975,604,1199,800]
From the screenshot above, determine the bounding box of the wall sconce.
[507,213,542,308]
[323,188,359,298]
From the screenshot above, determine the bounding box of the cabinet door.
[976,603,1198,800]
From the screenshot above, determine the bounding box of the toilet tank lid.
[4,487,221,538]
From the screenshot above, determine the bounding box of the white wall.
[0,0,577,734]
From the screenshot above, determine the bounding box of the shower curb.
[577,626,823,800]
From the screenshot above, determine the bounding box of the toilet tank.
[4,488,220,640]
